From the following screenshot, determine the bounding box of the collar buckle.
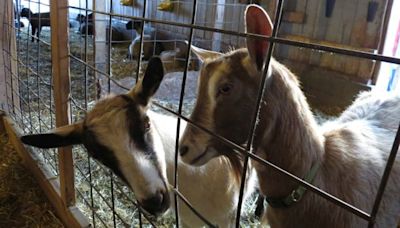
[291,189,301,202]
[265,162,320,209]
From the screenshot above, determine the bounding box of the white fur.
[128,35,154,60]
[88,109,167,202]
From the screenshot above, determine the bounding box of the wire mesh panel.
[2,0,400,227]
[2,0,59,176]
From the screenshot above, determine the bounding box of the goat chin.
[148,111,257,227]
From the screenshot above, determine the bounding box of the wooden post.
[213,0,225,51]
[94,0,108,97]
[0,0,20,115]
[50,0,75,207]
[0,0,9,111]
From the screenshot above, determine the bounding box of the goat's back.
[318,91,400,227]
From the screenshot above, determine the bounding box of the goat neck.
[254,59,325,199]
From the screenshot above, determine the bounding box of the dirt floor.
[0,128,63,227]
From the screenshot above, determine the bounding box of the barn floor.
[0,128,64,227]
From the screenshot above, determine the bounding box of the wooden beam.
[50,0,75,207]
[213,0,225,51]
[0,0,8,111]
[94,0,109,97]
[2,116,90,228]
[371,0,394,84]
[284,34,376,54]
[0,0,20,114]
[282,11,305,24]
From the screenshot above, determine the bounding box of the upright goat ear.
[245,5,273,71]
[191,45,222,62]
[21,122,84,148]
[129,57,164,105]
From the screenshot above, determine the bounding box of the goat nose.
[141,191,170,216]
[180,145,189,156]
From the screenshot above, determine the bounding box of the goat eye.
[218,83,233,96]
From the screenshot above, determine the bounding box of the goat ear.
[129,57,164,105]
[191,45,222,62]
[21,122,83,148]
[245,5,273,71]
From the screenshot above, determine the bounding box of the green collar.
[265,163,320,208]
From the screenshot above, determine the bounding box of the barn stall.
[0,0,399,227]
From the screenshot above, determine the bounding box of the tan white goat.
[21,57,255,227]
[179,5,400,227]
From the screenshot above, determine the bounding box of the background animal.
[179,4,400,227]
[126,21,161,60]
[76,13,93,24]
[125,20,144,32]
[76,13,93,35]
[20,8,50,42]
[125,20,189,67]
[20,57,256,227]
[75,13,129,42]
[127,34,164,60]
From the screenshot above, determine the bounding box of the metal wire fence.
[2,0,400,227]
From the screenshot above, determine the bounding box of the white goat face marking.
[207,61,230,108]
[83,95,169,213]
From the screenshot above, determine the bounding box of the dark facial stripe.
[120,95,152,152]
[82,127,127,183]
[120,95,166,184]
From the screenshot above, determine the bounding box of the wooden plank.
[331,0,358,76]
[208,0,217,48]
[309,0,329,66]
[268,0,289,59]
[284,34,374,52]
[0,0,8,111]
[344,0,368,77]
[298,0,320,64]
[94,0,109,98]
[50,0,75,207]
[364,1,386,49]
[371,0,392,84]
[287,0,307,62]
[268,0,277,22]
[222,0,234,48]
[194,1,205,41]
[3,116,90,228]
[279,1,294,36]
[320,0,346,71]
[282,11,305,24]
[0,0,20,114]
[358,0,387,81]
[213,0,225,51]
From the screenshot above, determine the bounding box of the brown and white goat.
[179,5,400,227]
[21,57,255,227]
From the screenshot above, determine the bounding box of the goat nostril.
[180,145,189,156]
[141,192,166,215]
[152,192,163,206]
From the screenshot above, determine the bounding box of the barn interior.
[0,0,399,227]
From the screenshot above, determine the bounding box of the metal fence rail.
[2,0,400,227]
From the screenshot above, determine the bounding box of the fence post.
[1,0,20,115]
[94,0,108,98]
[50,0,75,207]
